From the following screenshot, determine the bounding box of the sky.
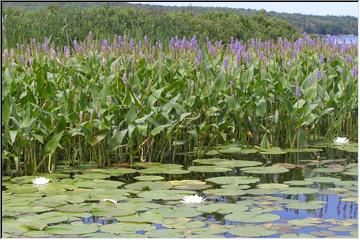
[130,2,358,17]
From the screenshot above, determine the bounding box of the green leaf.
[256,97,267,116]
[44,131,64,154]
[109,129,128,150]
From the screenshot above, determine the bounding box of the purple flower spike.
[295,85,302,99]
[195,50,202,67]
[64,46,70,58]
[223,56,229,71]
[351,66,357,78]
[246,51,251,65]
[320,53,324,64]
[129,39,135,50]
[43,37,49,53]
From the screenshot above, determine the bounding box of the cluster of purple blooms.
[2,33,357,90]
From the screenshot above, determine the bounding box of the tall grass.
[1,33,357,175]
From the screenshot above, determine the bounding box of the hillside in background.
[2,1,357,47]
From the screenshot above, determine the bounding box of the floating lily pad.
[162,169,191,175]
[22,231,53,238]
[280,187,318,195]
[137,190,195,200]
[245,189,278,195]
[288,218,322,226]
[188,166,232,173]
[164,220,206,229]
[55,203,93,213]
[305,177,342,183]
[90,205,137,217]
[221,184,251,190]
[205,149,221,155]
[102,168,137,175]
[257,183,289,189]
[205,176,259,185]
[116,211,163,224]
[193,158,230,165]
[124,181,172,191]
[280,233,315,238]
[134,175,164,181]
[215,160,263,168]
[74,179,124,189]
[284,148,322,153]
[6,205,53,213]
[197,203,247,214]
[145,229,190,238]
[283,180,314,186]
[82,232,117,238]
[74,173,109,180]
[313,167,344,173]
[259,147,287,155]
[242,166,289,174]
[46,223,99,235]
[341,197,358,203]
[151,206,202,218]
[342,168,358,176]
[225,212,280,223]
[228,225,277,237]
[100,222,155,234]
[286,201,325,209]
[204,188,246,196]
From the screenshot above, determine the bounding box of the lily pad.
[151,206,202,218]
[280,187,318,195]
[116,212,163,224]
[225,211,280,223]
[286,200,325,209]
[283,180,314,186]
[197,203,247,214]
[188,166,232,173]
[228,225,277,237]
[259,147,287,155]
[100,222,155,234]
[74,179,124,189]
[280,233,315,238]
[242,166,289,174]
[204,188,246,196]
[193,158,230,165]
[305,177,342,183]
[137,190,195,200]
[74,173,109,180]
[205,176,259,185]
[288,218,322,226]
[46,223,99,235]
[313,167,344,173]
[134,175,164,181]
[245,188,278,195]
[124,181,172,191]
[145,229,190,238]
[215,160,263,168]
[284,148,322,153]
[257,183,289,189]
[102,168,137,175]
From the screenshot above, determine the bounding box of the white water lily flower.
[333,137,349,145]
[101,198,117,204]
[32,177,50,185]
[181,195,205,204]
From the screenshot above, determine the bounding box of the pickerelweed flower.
[64,46,70,58]
[129,39,135,50]
[223,56,229,71]
[295,85,302,99]
[43,37,49,53]
[195,50,202,67]
[351,66,357,78]
[246,51,251,65]
[320,53,324,64]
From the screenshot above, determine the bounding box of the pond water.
[2,144,358,238]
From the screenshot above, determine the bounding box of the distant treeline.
[2,4,299,47]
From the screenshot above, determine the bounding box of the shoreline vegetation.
[2,32,358,175]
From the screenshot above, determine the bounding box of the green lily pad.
[215,160,263,168]
[313,167,344,173]
[134,175,164,181]
[82,232,117,238]
[343,168,358,176]
[259,147,287,155]
[225,211,280,223]
[145,229,190,238]
[55,203,93,213]
[197,203,247,214]
[151,206,202,218]
[283,180,314,186]
[280,233,315,238]
[305,177,342,183]
[204,188,246,196]
[286,200,325,209]
[193,158,230,165]
[6,205,53,213]
[288,218,322,226]
[100,222,155,234]
[22,231,53,238]
[205,149,221,155]
[74,173,109,180]
[74,179,124,189]
[284,148,323,153]
[280,187,318,195]
[90,205,137,217]
[242,166,289,174]
[102,168,137,175]
[124,181,172,190]
[205,176,259,185]
[228,225,277,237]
[137,190,195,200]
[257,183,289,189]
[46,223,99,235]
[221,184,251,190]
[188,166,232,173]
[245,188,278,195]
[116,211,164,224]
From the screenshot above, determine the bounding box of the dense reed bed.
[1,33,357,175]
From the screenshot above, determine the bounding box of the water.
[323,35,358,44]
[2,146,358,238]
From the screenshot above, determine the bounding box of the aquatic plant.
[1,33,357,174]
